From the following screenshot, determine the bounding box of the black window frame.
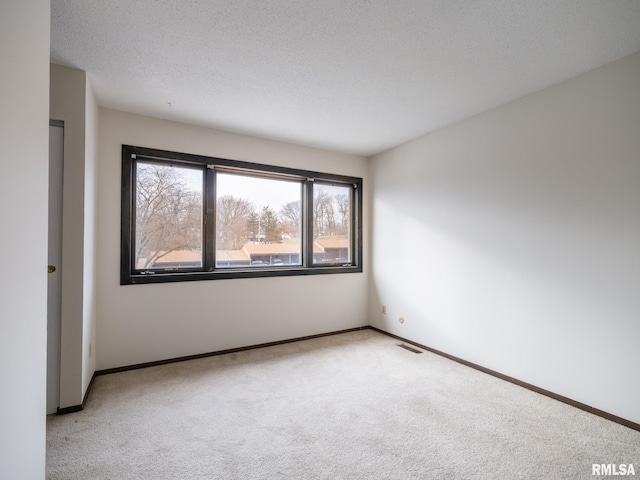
[121,145,363,285]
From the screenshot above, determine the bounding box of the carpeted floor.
[47,330,639,479]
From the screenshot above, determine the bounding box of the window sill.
[122,264,363,285]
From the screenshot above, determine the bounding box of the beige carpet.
[47,330,639,479]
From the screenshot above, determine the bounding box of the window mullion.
[204,166,216,271]
[303,180,314,267]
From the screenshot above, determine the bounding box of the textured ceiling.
[51,1,640,156]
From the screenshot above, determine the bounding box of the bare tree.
[216,195,254,249]
[136,163,202,268]
[313,186,352,237]
[280,200,301,238]
[335,193,350,235]
[313,186,336,236]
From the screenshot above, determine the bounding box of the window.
[312,183,352,265]
[121,145,362,284]
[215,173,302,268]
[134,161,204,270]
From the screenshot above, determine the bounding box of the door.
[47,122,64,414]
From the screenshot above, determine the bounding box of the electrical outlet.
[399,317,405,324]
[381,305,387,315]
[89,343,92,358]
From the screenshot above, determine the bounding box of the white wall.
[0,0,49,478]
[369,52,640,424]
[50,63,98,408]
[97,109,369,370]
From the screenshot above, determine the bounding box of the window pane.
[135,161,203,269]
[215,173,302,268]
[312,184,351,264]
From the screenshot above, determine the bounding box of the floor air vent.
[397,343,423,354]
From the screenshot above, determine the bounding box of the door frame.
[47,120,64,414]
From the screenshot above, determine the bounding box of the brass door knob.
[48,265,56,273]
